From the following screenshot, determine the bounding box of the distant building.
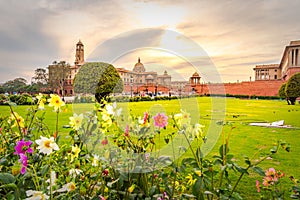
[48,40,84,96]
[253,40,300,81]
[116,58,172,94]
[253,64,280,81]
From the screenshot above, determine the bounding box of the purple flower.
[14,139,33,155]
[19,153,28,174]
[14,139,33,175]
[153,113,168,128]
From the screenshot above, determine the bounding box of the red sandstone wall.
[192,80,285,96]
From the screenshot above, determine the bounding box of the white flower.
[106,104,114,115]
[35,136,59,155]
[106,102,122,117]
[69,168,83,178]
[193,123,205,138]
[46,171,57,189]
[54,182,76,193]
[25,190,49,200]
[92,154,99,167]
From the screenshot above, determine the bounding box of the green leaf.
[0,173,16,184]
[41,165,49,176]
[252,166,265,176]
[0,183,17,189]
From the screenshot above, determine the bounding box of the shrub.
[285,73,300,105]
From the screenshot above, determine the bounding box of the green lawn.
[1,97,299,199]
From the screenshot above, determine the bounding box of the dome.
[133,57,145,73]
[146,74,154,80]
[192,72,200,77]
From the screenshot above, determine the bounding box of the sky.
[1,0,300,83]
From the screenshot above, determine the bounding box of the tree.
[48,61,71,96]
[2,78,27,93]
[73,62,123,102]
[278,83,291,105]
[285,72,300,105]
[32,68,48,85]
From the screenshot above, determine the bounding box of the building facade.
[253,40,300,81]
[48,40,84,96]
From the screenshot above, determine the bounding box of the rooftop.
[254,64,279,69]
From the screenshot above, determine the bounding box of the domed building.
[116,58,172,95]
[133,58,146,73]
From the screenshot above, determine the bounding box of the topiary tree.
[285,72,300,105]
[73,62,123,103]
[278,83,290,105]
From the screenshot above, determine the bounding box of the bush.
[0,94,8,105]
[286,73,300,105]
[8,94,34,105]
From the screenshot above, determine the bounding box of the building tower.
[75,40,84,65]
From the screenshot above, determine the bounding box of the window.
[274,75,277,79]
[275,69,277,72]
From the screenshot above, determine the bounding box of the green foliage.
[7,94,34,105]
[48,61,71,94]
[1,78,27,93]
[286,73,300,105]
[73,62,123,102]
[279,83,287,98]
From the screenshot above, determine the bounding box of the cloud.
[1,0,300,83]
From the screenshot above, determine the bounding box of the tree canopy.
[285,72,300,105]
[73,62,123,102]
[48,61,71,94]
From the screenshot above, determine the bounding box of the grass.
[1,97,299,199]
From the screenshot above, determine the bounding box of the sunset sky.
[1,0,300,83]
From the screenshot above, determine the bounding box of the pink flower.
[143,112,149,124]
[99,195,106,200]
[265,168,276,178]
[263,176,273,187]
[153,113,168,128]
[14,139,33,155]
[101,137,108,145]
[124,125,129,137]
[256,180,260,192]
[19,153,28,174]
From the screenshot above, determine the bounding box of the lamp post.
[155,82,158,97]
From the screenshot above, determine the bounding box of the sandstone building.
[48,39,300,98]
[253,40,300,81]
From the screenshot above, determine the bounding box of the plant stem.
[55,111,59,140]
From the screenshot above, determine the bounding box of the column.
[289,50,292,66]
[296,49,299,66]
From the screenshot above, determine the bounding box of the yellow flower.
[186,173,196,186]
[36,93,45,110]
[69,114,84,130]
[48,94,65,112]
[128,184,135,193]
[101,111,112,128]
[69,145,81,162]
[9,112,25,128]
[193,123,204,139]
[195,170,202,176]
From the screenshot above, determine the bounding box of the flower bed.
[0,94,299,199]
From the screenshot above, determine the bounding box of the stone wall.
[190,80,285,96]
